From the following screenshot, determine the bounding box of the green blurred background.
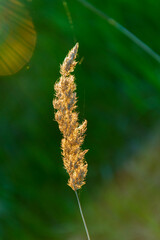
[1,0,160,239]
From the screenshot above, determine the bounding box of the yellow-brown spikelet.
[53,43,88,191]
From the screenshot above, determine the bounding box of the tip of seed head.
[61,42,79,75]
[74,42,79,51]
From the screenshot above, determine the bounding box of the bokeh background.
[1,0,160,239]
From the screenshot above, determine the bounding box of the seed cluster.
[53,43,88,191]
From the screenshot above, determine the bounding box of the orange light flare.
[0,0,37,76]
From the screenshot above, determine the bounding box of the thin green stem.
[76,0,160,63]
[75,190,91,240]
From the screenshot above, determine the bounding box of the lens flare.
[0,0,36,76]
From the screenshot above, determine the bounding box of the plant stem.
[75,190,91,240]
[77,0,160,63]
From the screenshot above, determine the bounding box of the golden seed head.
[60,43,79,76]
[53,43,88,191]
